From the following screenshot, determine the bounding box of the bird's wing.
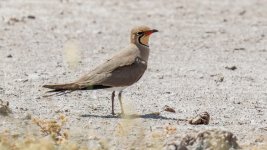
[98,56,147,87]
[75,45,141,88]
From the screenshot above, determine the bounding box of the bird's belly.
[102,62,147,87]
[105,86,127,91]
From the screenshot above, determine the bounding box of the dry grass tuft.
[32,115,68,144]
[0,115,87,150]
[0,131,85,150]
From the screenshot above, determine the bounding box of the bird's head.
[130,25,158,47]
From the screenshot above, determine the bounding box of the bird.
[43,25,158,115]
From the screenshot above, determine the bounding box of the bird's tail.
[43,83,80,91]
[43,83,111,92]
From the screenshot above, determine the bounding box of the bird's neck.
[130,36,150,62]
[131,35,150,47]
[136,43,150,62]
[139,35,150,47]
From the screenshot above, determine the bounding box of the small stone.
[216,76,224,82]
[163,105,176,113]
[27,15,36,19]
[20,107,28,111]
[180,135,196,146]
[211,74,224,83]
[0,99,12,116]
[239,10,246,16]
[24,113,32,120]
[234,48,245,51]
[189,112,210,125]
[225,66,237,70]
[7,54,12,58]
[167,143,188,150]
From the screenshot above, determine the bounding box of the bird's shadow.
[80,113,178,120]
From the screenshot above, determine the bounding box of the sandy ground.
[0,0,267,149]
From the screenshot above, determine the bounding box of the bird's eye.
[137,32,143,35]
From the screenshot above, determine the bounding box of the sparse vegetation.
[1,114,267,149]
[0,115,86,150]
[32,115,68,144]
[0,130,83,150]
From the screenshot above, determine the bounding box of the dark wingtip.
[42,84,57,89]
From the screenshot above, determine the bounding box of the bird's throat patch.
[139,35,149,47]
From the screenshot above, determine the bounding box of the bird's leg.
[118,91,125,115]
[111,91,115,115]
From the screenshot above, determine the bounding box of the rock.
[211,74,224,83]
[180,135,196,146]
[234,48,245,51]
[239,10,246,16]
[189,112,210,125]
[27,15,36,19]
[163,105,176,113]
[24,113,32,120]
[188,130,240,150]
[177,130,239,149]
[7,54,13,58]
[215,76,224,83]
[166,143,188,150]
[225,66,237,70]
[0,99,12,116]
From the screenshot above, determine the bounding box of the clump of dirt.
[189,112,210,125]
[163,105,176,113]
[225,66,237,70]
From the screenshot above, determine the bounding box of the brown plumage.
[43,83,82,91]
[43,25,158,115]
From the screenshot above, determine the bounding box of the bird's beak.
[145,29,159,35]
[151,29,159,33]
